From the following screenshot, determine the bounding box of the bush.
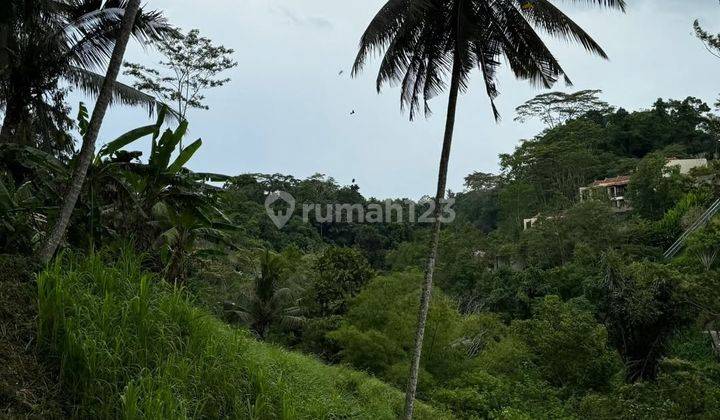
[306,246,375,317]
[513,296,622,392]
[328,271,469,393]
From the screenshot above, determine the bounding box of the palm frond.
[56,0,172,71]
[279,314,306,330]
[515,0,608,58]
[489,1,568,88]
[353,0,621,122]
[64,66,167,117]
[352,0,411,76]
[562,0,626,10]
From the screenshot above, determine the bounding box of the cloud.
[273,6,333,30]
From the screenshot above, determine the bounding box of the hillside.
[3,3,720,415]
[34,252,449,419]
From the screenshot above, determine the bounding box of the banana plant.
[75,102,157,249]
[96,104,226,216]
[0,174,47,253]
[151,201,238,282]
[79,103,237,272]
[0,142,67,253]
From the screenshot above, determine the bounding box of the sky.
[91,0,720,200]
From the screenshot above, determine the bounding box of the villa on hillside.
[577,158,709,214]
[523,158,711,230]
[579,175,632,212]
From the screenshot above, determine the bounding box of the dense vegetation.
[2,1,720,418]
[4,92,720,418]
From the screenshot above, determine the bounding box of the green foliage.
[0,144,66,253]
[628,152,686,220]
[222,173,414,260]
[578,356,720,419]
[650,191,711,248]
[224,251,304,340]
[513,296,622,392]
[514,89,614,129]
[683,217,720,272]
[124,28,238,121]
[306,246,375,317]
[152,202,236,282]
[501,125,614,210]
[0,175,46,253]
[520,201,621,268]
[432,336,572,419]
[591,256,690,380]
[36,252,447,419]
[495,97,716,231]
[0,1,171,151]
[329,272,469,393]
[3,83,720,419]
[76,108,237,278]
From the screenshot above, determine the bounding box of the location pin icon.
[265,191,296,229]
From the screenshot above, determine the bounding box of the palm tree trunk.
[403,56,461,420]
[0,27,25,145]
[0,95,23,143]
[38,0,141,263]
[0,24,7,66]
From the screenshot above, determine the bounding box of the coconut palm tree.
[351,0,625,417]
[39,0,144,263]
[0,0,172,151]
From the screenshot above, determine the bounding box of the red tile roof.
[591,175,631,187]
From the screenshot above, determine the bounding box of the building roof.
[591,175,631,187]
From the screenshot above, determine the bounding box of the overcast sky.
[92,0,720,200]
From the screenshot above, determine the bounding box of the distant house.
[523,214,539,231]
[473,249,525,271]
[665,158,708,175]
[522,212,564,231]
[579,175,632,212]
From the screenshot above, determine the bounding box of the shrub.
[513,296,622,392]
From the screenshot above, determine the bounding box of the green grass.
[37,251,449,419]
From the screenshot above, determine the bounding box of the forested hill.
[3,0,720,417]
[223,96,719,253]
[193,95,720,418]
[3,94,720,418]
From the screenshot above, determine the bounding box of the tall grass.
[37,250,449,419]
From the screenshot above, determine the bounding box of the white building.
[579,175,632,212]
[665,158,708,175]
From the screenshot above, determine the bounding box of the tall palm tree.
[39,0,144,263]
[352,0,625,417]
[0,0,171,151]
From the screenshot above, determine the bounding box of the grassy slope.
[36,252,449,419]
